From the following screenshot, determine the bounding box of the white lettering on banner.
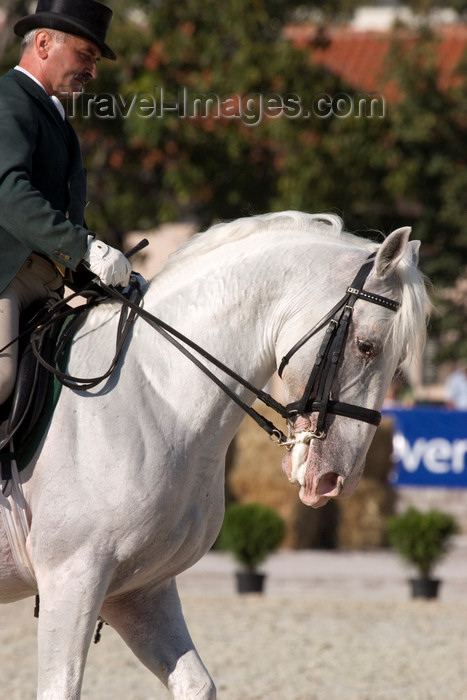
[393,433,467,475]
[453,440,467,473]
[424,439,452,474]
[393,434,425,472]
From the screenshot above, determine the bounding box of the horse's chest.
[105,495,224,594]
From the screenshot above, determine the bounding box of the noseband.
[278,253,400,439]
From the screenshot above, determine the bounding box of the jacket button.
[54,251,71,261]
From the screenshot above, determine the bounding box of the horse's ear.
[406,239,420,267]
[374,226,412,278]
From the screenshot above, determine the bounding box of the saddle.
[0,299,75,490]
[0,274,144,494]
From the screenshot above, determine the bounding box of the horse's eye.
[357,338,376,357]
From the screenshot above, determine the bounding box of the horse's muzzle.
[281,430,350,508]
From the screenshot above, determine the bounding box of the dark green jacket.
[0,68,90,293]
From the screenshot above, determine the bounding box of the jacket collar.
[9,68,70,138]
[14,66,66,119]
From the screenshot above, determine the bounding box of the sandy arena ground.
[2,541,467,699]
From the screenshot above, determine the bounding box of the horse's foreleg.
[102,578,216,700]
[34,562,112,700]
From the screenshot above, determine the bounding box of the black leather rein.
[30,251,400,447]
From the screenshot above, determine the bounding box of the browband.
[346,287,400,312]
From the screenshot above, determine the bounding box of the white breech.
[0,253,62,404]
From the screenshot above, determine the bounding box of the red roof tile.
[285,24,467,99]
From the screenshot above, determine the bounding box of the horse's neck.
[143,240,284,386]
[142,231,371,382]
[68,228,371,457]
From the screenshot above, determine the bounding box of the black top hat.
[14,0,116,60]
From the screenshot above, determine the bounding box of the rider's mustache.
[73,72,92,85]
[57,73,92,94]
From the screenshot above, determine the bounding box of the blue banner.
[384,408,467,487]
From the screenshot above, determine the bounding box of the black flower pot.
[235,571,265,594]
[409,577,441,599]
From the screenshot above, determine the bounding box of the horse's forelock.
[391,256,430,374]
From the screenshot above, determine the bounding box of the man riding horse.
[0,0,131,408]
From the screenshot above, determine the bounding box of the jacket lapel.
[9,69,87,227]
[10,69,72,149]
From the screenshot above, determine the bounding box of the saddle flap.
[0,300,68,457]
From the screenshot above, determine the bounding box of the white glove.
[83,238,131,287]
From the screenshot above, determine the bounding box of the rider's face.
[37,31,101,97]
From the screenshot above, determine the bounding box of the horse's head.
[279,225,429,507]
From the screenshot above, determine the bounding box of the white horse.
[0,211,428,699]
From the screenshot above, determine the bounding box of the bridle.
[277,253,400,442]
[26,249,401,450]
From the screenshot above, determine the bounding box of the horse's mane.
[157,210,429,372]
[198,211,356,247]
[162,211,373,271]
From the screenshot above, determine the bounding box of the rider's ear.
[374,226,411,278]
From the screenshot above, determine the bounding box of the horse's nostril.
[316,472,344,497]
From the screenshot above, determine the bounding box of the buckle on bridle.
[280,428,326,451]
[269,429,288,446]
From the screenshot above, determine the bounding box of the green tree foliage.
[403,0,467,15]
[75,0,345,231]
[381,28,467,357]
[1,2,466,358]
[71,1,391,239]
[383,28,467,285]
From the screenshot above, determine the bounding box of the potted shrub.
[216,502,285,593]
[386,507,458,599]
